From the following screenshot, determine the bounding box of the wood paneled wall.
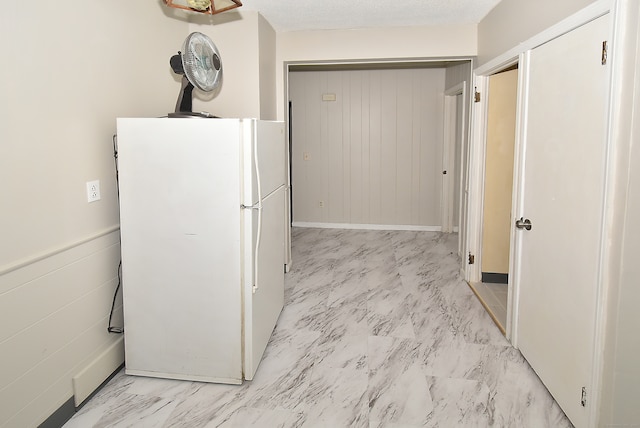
[289,68,446,229]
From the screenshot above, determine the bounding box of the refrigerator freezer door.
[118,118,244,384]
[242,120,287,205]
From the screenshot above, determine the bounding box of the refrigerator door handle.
[252,125,263,295]
[241,204,261,210]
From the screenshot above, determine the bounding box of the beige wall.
[259,14,278,120]
[189,11,261,119]
[189,10,276,120]
[290,68,446,228]
[0,2,187,427]
[1,3,186,268]
[481,69,518,275]
[477,0,597,65]
[277,24,477,121]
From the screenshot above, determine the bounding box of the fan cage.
[181,32,222,92]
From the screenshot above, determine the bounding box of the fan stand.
[168,76,219,118]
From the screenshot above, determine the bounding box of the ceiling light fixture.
[164,0,242,15]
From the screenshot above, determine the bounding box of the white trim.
[441,92,455,233]
[286,57,477,69]
[443,82,469,260]
[72,337,124,406]
[442,81,467,236]
[508,50,531,346]
[292,222,442,232]
[457,83,468,259]
[0,226,120,276]
[466,74,490,283]
[589,1,624,424]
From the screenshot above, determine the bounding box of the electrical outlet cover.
[86,180,101,202]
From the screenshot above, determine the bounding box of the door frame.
[466,1,616,426]
[442,82,469,267]
[466,60,520,339]
[284,58,475,231]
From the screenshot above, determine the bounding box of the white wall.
[277,24,477,121]
[290,68,445,229]
[477,0,597,65]
[0,2,187,427]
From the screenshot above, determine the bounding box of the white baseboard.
[292,222,442,232]
[72,336,124,407]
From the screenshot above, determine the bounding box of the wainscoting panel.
[0,230,122,428]
[290,67,446,228]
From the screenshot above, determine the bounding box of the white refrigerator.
[116,118,288,384]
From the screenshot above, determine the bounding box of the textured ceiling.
[239,0,502,32]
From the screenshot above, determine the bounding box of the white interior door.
[515,15,609,427]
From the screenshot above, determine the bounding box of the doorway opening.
[285,59,473,243]
[468,64,519,335]
[443,82,468,272]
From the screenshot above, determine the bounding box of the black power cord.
[108,133,124,334]
[107,260,124,334]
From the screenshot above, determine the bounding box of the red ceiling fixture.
[163,0,242,15]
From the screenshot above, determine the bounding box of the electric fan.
[169,32,222,118]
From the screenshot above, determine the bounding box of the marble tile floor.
[64,227,572,428]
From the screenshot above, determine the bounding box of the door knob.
[515,217,532,231]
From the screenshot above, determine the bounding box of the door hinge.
[581,387,587,407]
[468,253,475,265]
[474,90,481,103]
[602,41,608,65]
